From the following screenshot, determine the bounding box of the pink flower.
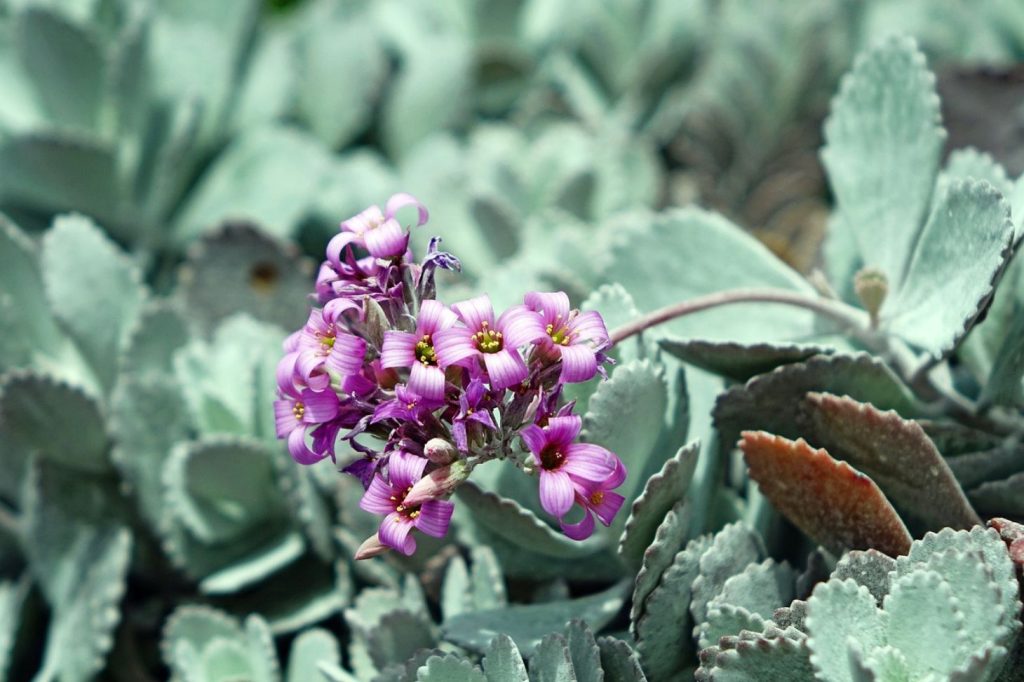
[559,458,627,540]
[327,193,429,263]
[524,291,609,384]
[274,354,341,464]
[295,308,367,391]
[379,300,458,401]
[433,294,547,390]
[358,452,454,555]
[519,415,621,518]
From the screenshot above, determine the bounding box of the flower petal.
[274,400,299,438]
[296,350,329,391]
[288,426,323,464]
[433,327,478,368]
[592,490,625,526]
[326,333,367,376]
[409,362,446,402]
[415,500,454,537]
[385,192,429,225]
[364,218,409,258]
[525,291,571,326]
[388,451,429,490]
[360,475,397,514]
[452,294,495,332]
[323,297,361,325]
[560,507,596,540]
[544,415,582,447]
[326,231,360,270]
[276,353,302,397]
[416,299,458,335]
[562,443,618,483]
[341,205,384,235]
[538,469,574,517]
[380,331,417,368]
[299,388,340,423]
[483,348,528,390]
[378,513,417,555]
[558,343,598,384]
[498,305,547,348]
[569,310,610,347]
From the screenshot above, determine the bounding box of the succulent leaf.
[658,339,834,383]
[286,628,341,682]
[482,634,530,682]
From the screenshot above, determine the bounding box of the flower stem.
[609,288,869,344]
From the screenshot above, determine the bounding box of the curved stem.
[609,288,870,345]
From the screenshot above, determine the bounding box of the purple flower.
[451,375,496,451]
[559,458,628,540]
[359,452,454,555]
[433,294,547,390]
[371,384,442,425]
[274,355,341,464]
[295,308,367,391]
[327,193,429,263]
[520,415,621,518]
[525,291,609,384]
[379,300,458,401]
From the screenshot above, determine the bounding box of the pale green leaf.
[416,654,486,682]
[287,629,341,682]
[483,634,529,682]
[805,579,885,682]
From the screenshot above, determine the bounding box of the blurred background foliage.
[2,0,1024,680]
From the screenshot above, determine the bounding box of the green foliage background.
[1,0,1024,680]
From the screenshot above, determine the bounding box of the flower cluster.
[275,194,626,558]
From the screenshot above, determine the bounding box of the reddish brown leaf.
[802,392,981,530]
[988,518,1024,573]
[740,431,912,558]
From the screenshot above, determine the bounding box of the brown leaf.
[801,392,981,530]
[740,431,912,558]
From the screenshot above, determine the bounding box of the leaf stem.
[609,288,869,345]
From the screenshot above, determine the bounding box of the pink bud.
[354,533,390,560]
[424,438,457,464]
[404,460,471,506]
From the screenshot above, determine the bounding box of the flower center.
[391,486,421,518]
[589,491,605,506]
[545,313,574,346]
[292,401,305,419]
[539,444,565,471]
[473,321,503,353]
[415,335,437,365]
[317,324,337,352]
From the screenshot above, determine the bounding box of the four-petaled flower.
[327,192,428,264]
[560,458,627,540]
[359,452,454,555]
[434,294,547,390]
[380,300,458,401]
[525,291,610,384]
[519,415,621,518]
[274,354,341,464]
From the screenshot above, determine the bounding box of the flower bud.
[854,267,888,328]
[354,533,389,560]
[424,438,458,464]
[403,459,471,506]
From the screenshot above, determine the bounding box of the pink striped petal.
[326,334,366,376]
[378,513,417,555]
[363,218,409,258]
[544,416,582,448]
[539,469,574,517]
[416,299,458,335]
[323,298,361,324]
[562,444,617,483]
[560,507,596,540]
[591,490,625,526]
[519,424,546,457]
[274,400,300,438]
[380,331,417,368]
[288,426,323,464]
[341,205,385,235]
[388,451,428,490]
[283,329,303,353]
[297,350,330,391]
[498,305,547,348]
[433,327,478,368]
[360,475,397,515]
[452,295,495,332]
[525,291,570,325]
[483,348,528,390]
[569,310,609,346]
[414,500,454,538]
[298,388,340,423]
[385,192,429,226]
[409,362,445,402]
[276,353,301,397]
[558,343,598,384]
[326,231,360,270]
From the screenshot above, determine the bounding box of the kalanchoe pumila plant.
[275,194,624,557]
